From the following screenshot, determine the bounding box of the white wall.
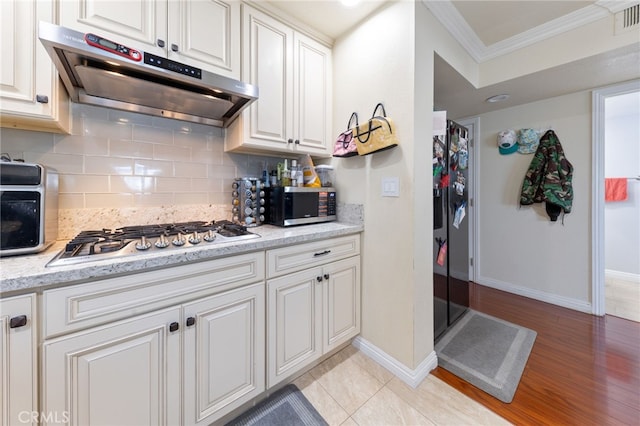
[332,1,479,370]
[475,91,593,311]
[604,91,640,276]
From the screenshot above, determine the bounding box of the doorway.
[592,80,640,320]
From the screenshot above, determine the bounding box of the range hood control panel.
[144,53,202,79]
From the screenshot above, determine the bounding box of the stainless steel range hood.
[38,21,257,128]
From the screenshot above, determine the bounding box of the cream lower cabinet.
[266,236,361,387]
[182,283,265,425]
[41,253,265,426]
[0,294,38,426]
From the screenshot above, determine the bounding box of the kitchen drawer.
[42,253,264,338]
[267,234,360,279]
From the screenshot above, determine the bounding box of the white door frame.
[591,80,640,316]
[456,116,479,283]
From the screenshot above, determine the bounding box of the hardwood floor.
[432,282,640,426]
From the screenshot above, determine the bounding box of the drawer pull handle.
[316,276,323,282]
[313,250,331,257]
[186,317,196,327]
[324,274,330,280]
[9,315,27,329]
[169,322,180,332]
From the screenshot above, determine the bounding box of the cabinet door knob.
[171,43,179,52]
[287,138,293,144]
[316,276,323,282]
[186,317,196,327]
[294,139,300,145]
[36,95,49,104]
[324,274,330,280]
[157,39,165,48]
[169,322,179,332]
[9,315,27,329]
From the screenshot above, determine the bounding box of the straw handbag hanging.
[354,103,399,155]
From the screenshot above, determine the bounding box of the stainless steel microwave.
[0,162,58,256]
[268,187,336,227]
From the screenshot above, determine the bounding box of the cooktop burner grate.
[47,220,259,267]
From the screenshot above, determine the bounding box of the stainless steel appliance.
[433,119,470,341]
[46,220,259,267]
[232,178,266,227]
[268,187,337,227]
[0,161,58,256]
[38,21,258,128]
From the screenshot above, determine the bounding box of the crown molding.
[422,0,619,63]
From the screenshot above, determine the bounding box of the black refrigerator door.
[446,121,470,326]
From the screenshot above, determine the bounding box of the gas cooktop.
[46,220,260,267]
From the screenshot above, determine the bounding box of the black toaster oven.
[0,161,58,256]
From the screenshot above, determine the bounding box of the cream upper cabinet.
[0,294,38,426]
[0,0,71,133]
[59,0,240,79]
[225,5,332,157]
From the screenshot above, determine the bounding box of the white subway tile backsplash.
[1,104,268,216]
[85,193,135,208]
[23,152,84,174]
[133,193,175,207]
[134,159,173,176]
[60,175,110,193]
[110,176,154,193]
[156,176,192,192]
[54,134,109,156]
[174,192,209,205]
[110,139,154,159]
[86,155,134,175]
[153,143,191,161]
[58,193,85,209]
[133,124,174,144]
[83,117,133,140]
[174,162,207,178]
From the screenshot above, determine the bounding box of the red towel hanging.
[605,178,627,202]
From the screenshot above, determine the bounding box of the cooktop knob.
[155,234,170,248]
[203,230,216,242]
[188,232,201,244]
[172,233,186,246]
[136,236,152,251]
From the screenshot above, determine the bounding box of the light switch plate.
[382,177,400,197]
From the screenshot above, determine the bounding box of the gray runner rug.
[225,384,327,426]
[435,309,537,403]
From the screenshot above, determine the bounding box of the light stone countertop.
[0,222,363,296]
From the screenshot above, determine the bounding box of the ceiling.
[266,0,640,118]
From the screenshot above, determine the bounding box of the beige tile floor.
[605,273,640,322]
[294,345,511,426]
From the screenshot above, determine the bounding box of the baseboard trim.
[352,336,437,388]
[605,269,640,283]
[475,276,592,314]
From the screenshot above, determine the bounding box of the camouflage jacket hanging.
[520,130,573,221]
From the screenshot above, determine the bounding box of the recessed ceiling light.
[341,0,361,7]
[485,94,510,103]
